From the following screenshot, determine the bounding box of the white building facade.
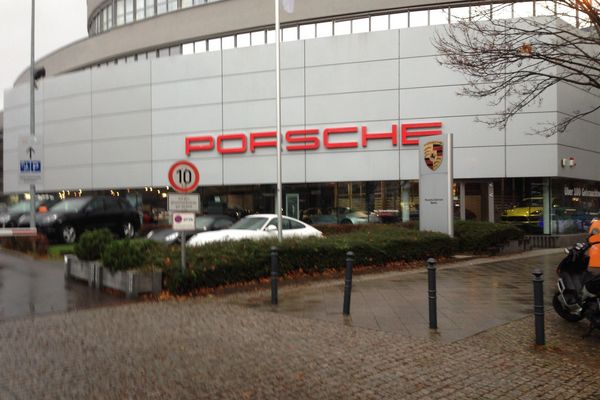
[3,0,600,234]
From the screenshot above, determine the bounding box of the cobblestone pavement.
[1,252,600,399]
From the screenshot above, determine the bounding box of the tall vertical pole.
[29,0,37,230]
[275,0,283,242]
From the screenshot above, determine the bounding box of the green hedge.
[101,239,163,272]
[454,220,524,253]
[161,226,455,294]
[74,229,115,261]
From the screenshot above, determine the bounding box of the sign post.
[168,161,200,272]
[418,134,454,237]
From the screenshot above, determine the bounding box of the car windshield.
[230,217,268,230]
[50,198,89,212]
[7,201,35,213]
[517,198,543,208]
[195,216,216,229]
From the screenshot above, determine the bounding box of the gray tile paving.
[1,248,599,399]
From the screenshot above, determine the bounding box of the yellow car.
[501,197,544,230]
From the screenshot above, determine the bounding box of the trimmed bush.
[161,225,455,294]
[454,220,524,253]
[101,239,162,272]
[74,229,115,261]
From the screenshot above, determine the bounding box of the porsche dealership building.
[2,0,600,234]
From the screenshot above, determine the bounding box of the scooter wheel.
[552,293,585,322]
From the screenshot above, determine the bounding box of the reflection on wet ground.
[0,250,126,322]
[232,251,566,343]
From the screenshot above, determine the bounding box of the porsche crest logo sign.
[423,141,443,171]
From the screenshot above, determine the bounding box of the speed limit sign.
[168,160,200,193]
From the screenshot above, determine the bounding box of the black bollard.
[343,251,354,315]
[427,258,437,330]
[271,246,279,305]
[533,269,545,345]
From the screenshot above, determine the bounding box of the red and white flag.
[281,0,295,13]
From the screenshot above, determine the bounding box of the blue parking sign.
[20,161,31,172]
[32,161,41,172]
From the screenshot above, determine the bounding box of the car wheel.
[341,219,353,224]
[122,221,136,239]
[61,225,77,244]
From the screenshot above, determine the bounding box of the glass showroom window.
[182,0,193,8]
[157,0,167,15]
[146,0,155,17]
[409,10,428,27]
[182,43,194,55]
[429,8,449,25]
[208,38,221,51]
[352,18,369,33]
[282,27,298,42]
[194,40,207,52]
[251,31,265,45]
[168,0,178,11]
[116,0,125,25]
[222,36,235,50]
[370,15,389,31]
[126,0,134,23]
[107,5,113,28]
[334,20,351,35]
[299,24,315,40]
[136,0,146,20]
[102,8,108,31]
[237,33,250,48]
[390,12,408,29]
[316,21,333,37]
[513,1,534,18]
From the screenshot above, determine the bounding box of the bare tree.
[434,0,600,136]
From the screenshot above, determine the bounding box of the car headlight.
[42,213,58,224]
[165,232,179,242]
[0,214,10,224]
[146,231,154,239]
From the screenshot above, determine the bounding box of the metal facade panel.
[453,146,505,178]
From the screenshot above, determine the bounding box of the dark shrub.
[161,225,455,294]
[454,220,524,253]
[74,229,115,261]
[101,239,162,272]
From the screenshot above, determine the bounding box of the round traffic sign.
[168,160,200,193]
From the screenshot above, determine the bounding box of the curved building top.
[16,0,570,85]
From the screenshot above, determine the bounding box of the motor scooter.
[553,219,600,337]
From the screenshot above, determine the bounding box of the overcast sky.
[0,0,87,111]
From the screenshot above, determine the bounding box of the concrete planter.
[64,255,161,298]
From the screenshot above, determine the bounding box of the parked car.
[187,214,322,247]
[301,207,380,225]
[0,198,58,227]
[35,196,142,243]
[146,214,236,245]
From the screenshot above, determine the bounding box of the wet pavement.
[231,250,566,343]
[2,248,600,399]
[0,250,126,321]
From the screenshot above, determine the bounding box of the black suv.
[36,196,141,243]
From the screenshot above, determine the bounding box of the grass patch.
[48,244,75,259]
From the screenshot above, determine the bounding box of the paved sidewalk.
[0,250,599,399]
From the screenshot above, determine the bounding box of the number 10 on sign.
[168,160,200,193]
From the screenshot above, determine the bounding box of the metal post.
[271,246,279,305]
[180,231,186,273]
[343,251,354,315]
[427,258,438,329]
[533,269,545,346]
[274,0,283,243]
[29,0,37,232]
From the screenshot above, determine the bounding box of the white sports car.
[186,214,323,247]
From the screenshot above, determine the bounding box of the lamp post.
[275,0,283,242]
